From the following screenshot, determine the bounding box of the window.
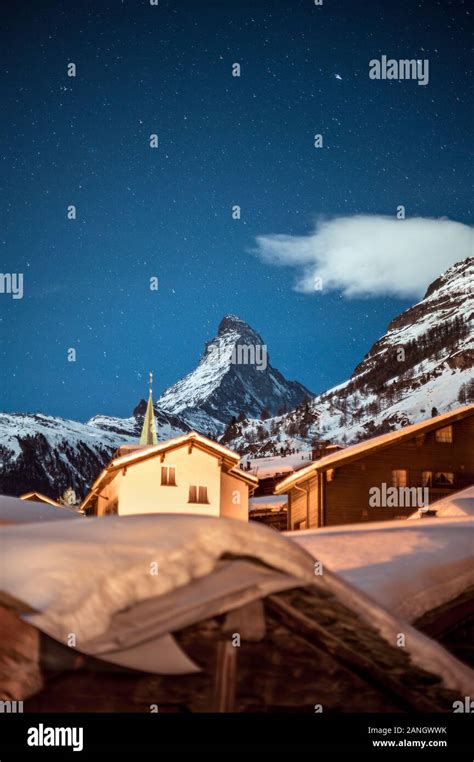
[188,485,209,504]
[161,466,176,486]
[422,471,432,487]
[433,472,454,486]
[392,469,408,488]
[435,425,453,443]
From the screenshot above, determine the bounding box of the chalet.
[274,405,474,530]
[245,452,312,531]
[81,432,258,519]
[81,372,258,520]
[246,451,313,497]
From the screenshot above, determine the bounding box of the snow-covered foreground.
[1,513,473,694]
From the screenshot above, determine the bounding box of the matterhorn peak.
[218,314,254,336]
[157,315,312,431]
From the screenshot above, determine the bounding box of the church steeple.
[139,371,158,445]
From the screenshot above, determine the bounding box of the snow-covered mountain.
[1,259,471,498]
[0,316,310,497]
[157,314,313,434]
[0,413,132,499]
[223,257,474,456]
[0,408,189,499]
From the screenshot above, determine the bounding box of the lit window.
[433,472,454,486]
[435,425,453,443]
[188,485,209,504]
[422,471,432,487]
[161,466,176,486]
[392,469,408,488]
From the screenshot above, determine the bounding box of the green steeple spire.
[139,371,158,445]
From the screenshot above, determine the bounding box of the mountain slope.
[0,413,132,499]
[223,257,473,455]
[158,315,313,433]
[0,408,190,499]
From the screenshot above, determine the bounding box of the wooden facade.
[276,407,474,530]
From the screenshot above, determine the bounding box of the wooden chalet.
[274,405,474,530]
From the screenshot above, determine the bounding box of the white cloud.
[254,215,473,299]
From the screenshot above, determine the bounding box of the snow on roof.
[1,514,314,646]
[20,491,61,507]
[408,485,474,519]
[111,431,240,469]
[243,451,313,478]
[275,404,474,493]
[286,516,474,624]
[0,494,79,524]
[1,513,473,692]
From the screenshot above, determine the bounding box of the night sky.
[1,0,471,421]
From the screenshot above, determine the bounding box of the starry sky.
[1,0,471,421]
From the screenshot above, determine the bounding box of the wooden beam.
[267,592,441,713]
[213,641,236,712]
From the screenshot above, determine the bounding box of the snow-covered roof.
[20,491,61,507]
[244,452,313,478]
[408,485,474,519]
[0,494,79,524]
[111,431,241,469]
[0,514,312,673]
[275,404,474,493]
[1,513,473,694]
[286,516,474,624]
